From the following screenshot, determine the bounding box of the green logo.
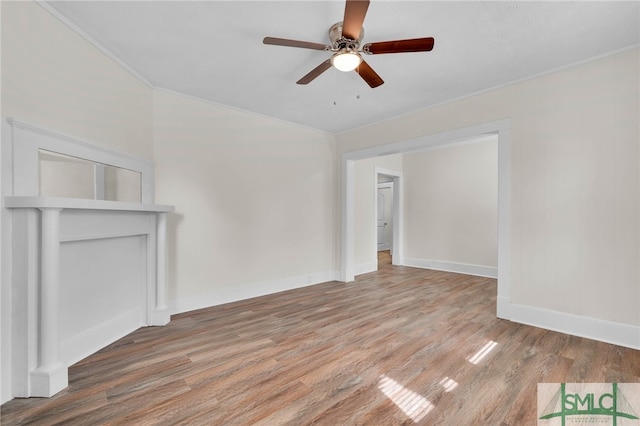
[539,383,639,426]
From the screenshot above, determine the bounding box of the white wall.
[153,90,337,313]
[0,1,4,405]
[403,137,498,275]
[337,49,640,338]
[353,154,402,273]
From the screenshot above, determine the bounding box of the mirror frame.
[7,119,155,203]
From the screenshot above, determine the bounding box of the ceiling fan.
[263,0,435,88]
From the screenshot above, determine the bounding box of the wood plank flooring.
[2,251,639,425]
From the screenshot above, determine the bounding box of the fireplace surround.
[2,119,174,398]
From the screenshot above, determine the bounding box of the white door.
[377,184,393,251]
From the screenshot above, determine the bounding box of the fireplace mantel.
[5,196,175,398]
[2,119,175,401]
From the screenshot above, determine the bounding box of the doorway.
[341,119,511,320]
[374,167,402,269]
[377,181,393,253]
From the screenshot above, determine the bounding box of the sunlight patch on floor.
[378,375,434,423]
[439,376,458,392]
[467,340,498,365]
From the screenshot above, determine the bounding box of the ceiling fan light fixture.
[331,51,362,72]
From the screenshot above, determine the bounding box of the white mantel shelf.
[4,196,175,213]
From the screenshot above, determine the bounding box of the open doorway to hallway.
[341,119,511,324]
[375,168,402,270]
[351,135,499,279]
[376,177,394,254]
[377,249,392,268]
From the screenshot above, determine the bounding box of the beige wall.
[1,1,153,160]
[337,48,640,327]
[403,138,498,268]
[153,90,337,312]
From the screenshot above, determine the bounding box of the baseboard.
[171,270,340,315]
[496,295,511,320]
[403,257,498,278]
[354,261,377,276]
[504,302,640,350]
[60,307,144,366]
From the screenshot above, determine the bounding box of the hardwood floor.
[2,251,639,425]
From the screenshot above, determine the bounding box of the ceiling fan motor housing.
[329,21,363,52]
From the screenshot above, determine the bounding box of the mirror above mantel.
[38,149,143,203]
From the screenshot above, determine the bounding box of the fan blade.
[363,37,435,55]
[342,0,369,40]
[263,37,330,51]
[297,60,332,85]
[355,60,384,88]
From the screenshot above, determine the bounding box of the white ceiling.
[45,1,639,134]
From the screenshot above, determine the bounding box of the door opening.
[374,167,403,269]
[341,119,511,321]
[377,181,393,253]
[377,179,394,270]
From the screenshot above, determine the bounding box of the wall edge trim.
[170,270,340,315]
[506,302,640,350]
[354,261,377,276]
[403,257,498,279]
[59,307,144,367]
